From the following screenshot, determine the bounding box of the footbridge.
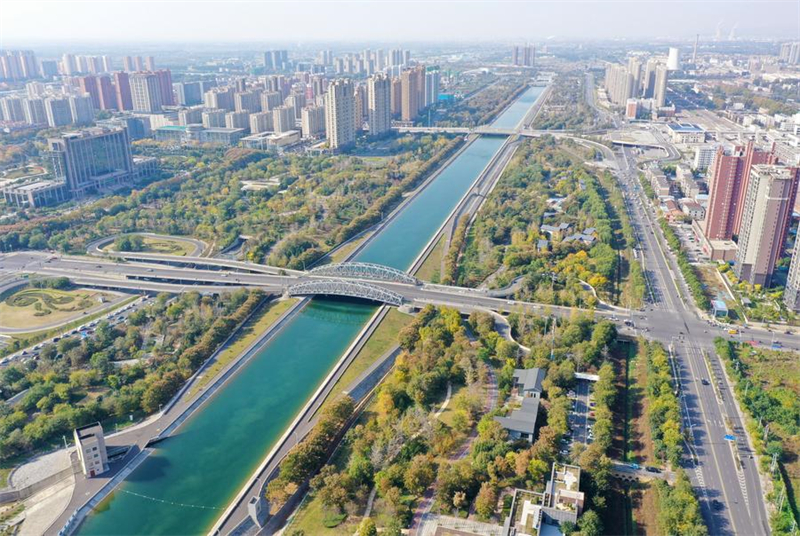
[287,279,404,306]
[309,262,419,285]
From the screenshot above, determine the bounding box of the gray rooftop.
[495,397,540,435]
[513,368,545,393]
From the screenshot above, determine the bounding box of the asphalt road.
[614,145,770,535]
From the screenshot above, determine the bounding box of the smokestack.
[693,34,699,64]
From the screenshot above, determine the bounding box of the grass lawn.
[0,465,11,488]
[0,288,117,330]
[1,295,139,358]
[316,308,412,416]
[630,481,660,534]
[415,235,446,282]
[329,233,373,264]
[188,298,298,397]
[735,346,800,514]
[105,235,198,256]
[436,382,466,429]
[288,494,360,536]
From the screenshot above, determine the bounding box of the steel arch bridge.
[287,279,404,306]
[309,262,419,285]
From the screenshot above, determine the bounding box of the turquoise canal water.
[491,85,545,129]
[79,84,544,536]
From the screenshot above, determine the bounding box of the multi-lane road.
[615,145,770,535]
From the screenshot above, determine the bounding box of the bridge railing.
[287,279,404,306]
[309,262,419,285]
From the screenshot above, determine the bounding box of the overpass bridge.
[0,251,618,319]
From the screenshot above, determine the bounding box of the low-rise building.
[495,368,545,443]
[2,179,69,208]
[502,463,585,535]
[155,125,246,146]
[680,199,705,221]
[240,130,301,152]
[667,122,706,144]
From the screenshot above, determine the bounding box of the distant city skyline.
[2,0,798,45]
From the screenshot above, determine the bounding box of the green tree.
[357,518,377,536]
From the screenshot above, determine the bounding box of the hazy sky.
[2,0,798,46]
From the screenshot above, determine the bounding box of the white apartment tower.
[325,79,356,149]
[367,73,391,136]
[130,72,163,112]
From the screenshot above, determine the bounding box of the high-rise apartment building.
[367,73,391,137]
[703,143,776,241]
[642,58,660,98]
[0,50,38,81]
[260,91,283,112]
[123,56,144,72]
[511,45,536,67]
[23,98,47,125]
[69,95,95,125]
[97,76,117,110]
[301,105,325,138]
[1,97,25,122]
[45,98,73,127]
[401,66,424,122]
[178,107,203,126]
[784,241,800,311]
[40,60,59,79]
[324,79,356,150]
[390,77,402,116]
[114,72,133,111]
[354,85,366,127]
[604,64,633,106]
[653,64,669,108]
[78,75,102,109]
[174,82,203,106]
[264,50,288,71]
[249,111,274,134]
[225,111,250,130]
[61,54,78,76]
[204,87,235,111]
[285,93,306,120]
[734,165,799,286]
[235,90,262,114]
[130,72,163,112]
[154,70,174,106]
[425,67,441,107]
[272,104,295,133]
[202,110,227,128]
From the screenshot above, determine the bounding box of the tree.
[384,517,404,536]
[310,465,351,514]
[577,510,603,536]
[357,518,377,536]
[475,481,498,519]
[404,454,436,495]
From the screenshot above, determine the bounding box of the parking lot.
[0,295,151,366]
[563,378,596,455]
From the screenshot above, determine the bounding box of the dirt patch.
[610,342,630,460]
[630,481,660,535]
[631,348,657,465]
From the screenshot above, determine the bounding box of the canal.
[78,84,545,536]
